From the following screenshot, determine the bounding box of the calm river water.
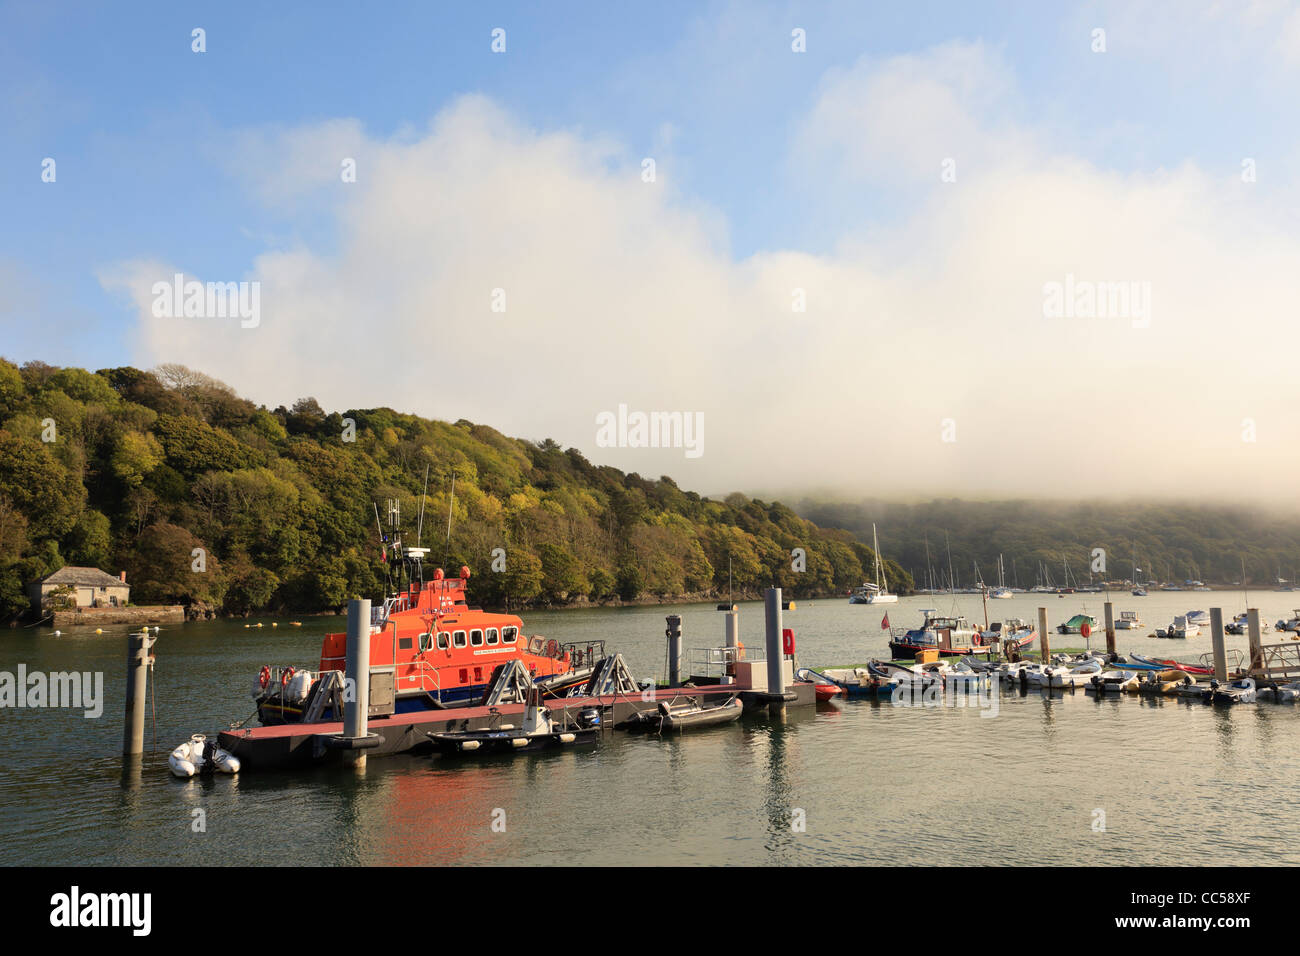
[4,590,1299,866]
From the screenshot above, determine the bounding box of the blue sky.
[4,1,1300,499]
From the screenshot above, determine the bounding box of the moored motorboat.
[659,695,743,732]
[814,667,900,699]
[1257,680,1300,702]
[1177,680,1211,700]
[1276,610,1300,632]
[1155,615,1199,639]
[1114,610,1142,629]
[623,694,745,732]
[1088,670,1141,694]
[796,667,844,702]
[1209,677,1256,705]
[1056,613,1099,635]
[1225,613,1270,636]
[1040,658,1103,688]
[890,611,1035,658]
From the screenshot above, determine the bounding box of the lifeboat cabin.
[256,566,575,724]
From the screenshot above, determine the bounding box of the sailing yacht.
[989,553,1013,599]
[859,523,898,604]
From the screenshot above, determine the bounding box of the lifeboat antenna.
[374,501,393,592]
[443,470,456,570]
[416,464,430,548]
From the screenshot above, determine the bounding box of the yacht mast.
[872,523,883,591]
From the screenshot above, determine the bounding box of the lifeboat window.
[502,626,517,644]
[470,629,483,646]
[436,632,449,650]
[417,633,432,652]
[399,637,414,651]
[453,630,467,648]
[486,628,499,645]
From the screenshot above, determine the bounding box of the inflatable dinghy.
[168,733,241,778]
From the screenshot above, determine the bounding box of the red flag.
[881,613,890,630]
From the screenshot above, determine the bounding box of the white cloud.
[102,50,1300,503]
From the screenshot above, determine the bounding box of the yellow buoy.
[94,628,103,634]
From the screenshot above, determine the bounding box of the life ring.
[258,665,271,689]
[281,666,295,687]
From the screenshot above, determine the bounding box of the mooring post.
[765,587,785,718]
[1247,608,1263,676]
[122,629,155,755]
[723,607,739,684]
[1210,607,1227,682]
[1037,607,1050,661]
[1103,602,1116,657]
[343,598,372,768]
[666,614,683,687]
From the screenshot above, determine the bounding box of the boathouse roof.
[39,566,128,588]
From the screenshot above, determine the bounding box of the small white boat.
[1274,610,1300,632]
[1089,670,1141,694]
[1176,680,1210,700]
[1257,681,1300,702]
[997,660,1032,681]
[1040,658,1103,688]
[1156,616,1199,639]
[1210,677,1256,705]
[944,658,986,683]
[168,734,240,778]
[1114,610,1142,630]
[1258,681,1300,702]
[1225,613,1271,636]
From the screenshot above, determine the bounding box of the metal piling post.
[1210,607,1227,682]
